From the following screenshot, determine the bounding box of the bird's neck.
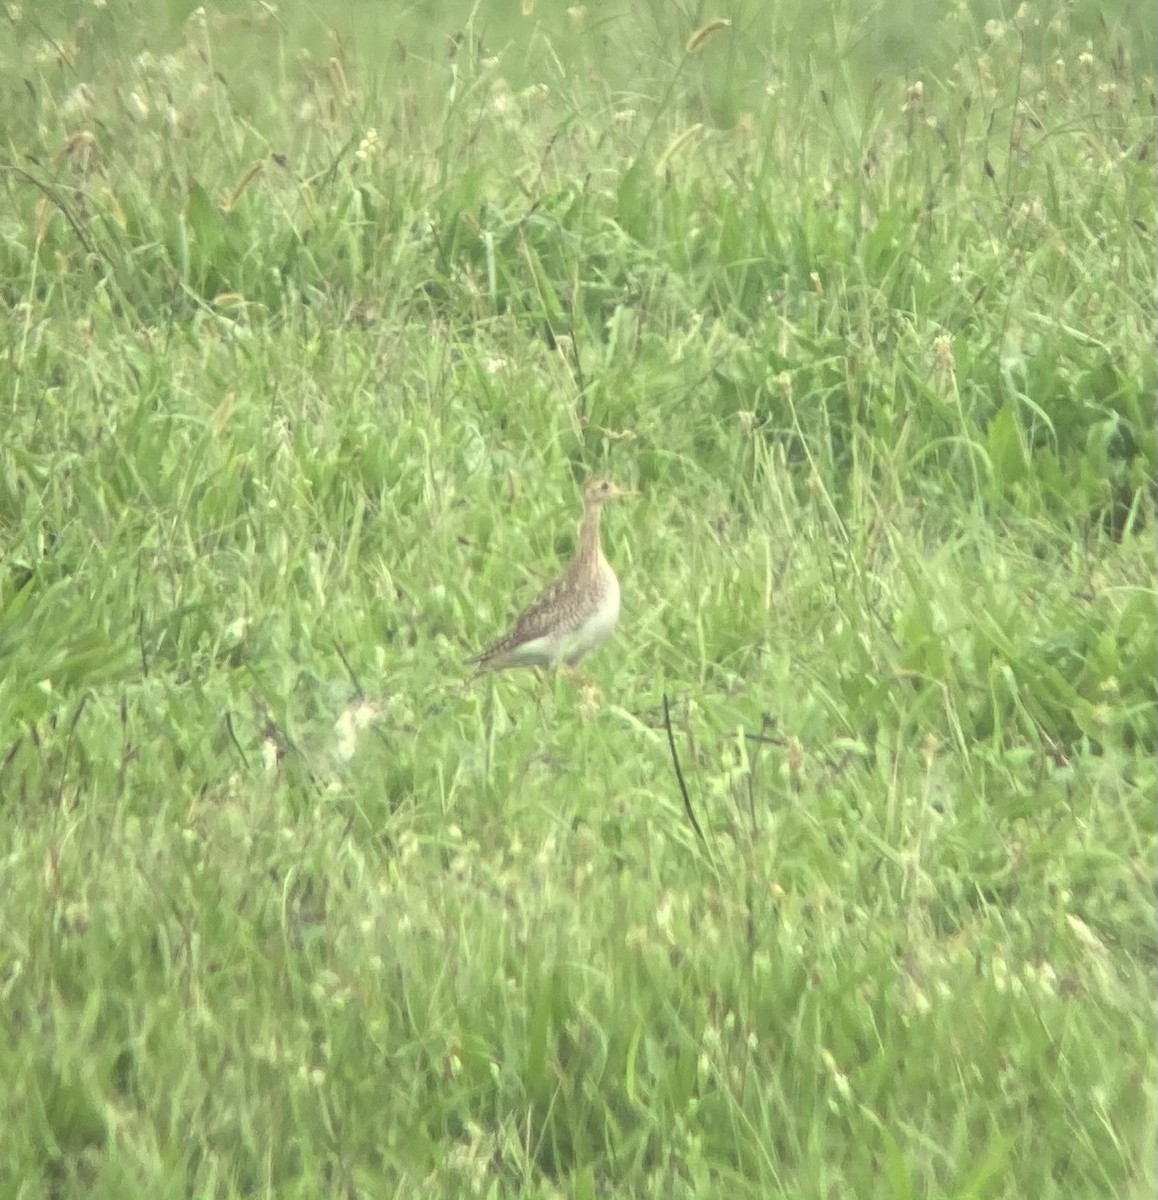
[576,503,604,566]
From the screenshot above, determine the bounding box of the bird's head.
[582,477,638,507]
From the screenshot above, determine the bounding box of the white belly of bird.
[492,568,621,670]
[558,573,620,666]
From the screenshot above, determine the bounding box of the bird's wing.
[473,568,589,663]
[506,573,587,642]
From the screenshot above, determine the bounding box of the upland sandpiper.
[469,477,637,675]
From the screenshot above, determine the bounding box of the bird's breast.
[578,566,620,647]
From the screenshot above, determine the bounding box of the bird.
[469,476,638,676]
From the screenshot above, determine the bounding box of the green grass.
[1,0,1155,1196]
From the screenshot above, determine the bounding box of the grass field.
[1,0,1156,1196]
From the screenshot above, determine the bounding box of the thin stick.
[223,711,250,769]
[662,692,705,844]
[55,694,89,812]
[332,638,365,698]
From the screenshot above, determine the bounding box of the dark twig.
[116,692,138,799]
[332,639,365,698]
[662,692,705,844]
[2,164,98,258]
[1,736,22,775]
[55,694,89,812]
[743,711,786,748]
[223,711,250,769]
[743,731,787,746]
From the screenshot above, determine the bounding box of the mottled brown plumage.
[470,477,636,673]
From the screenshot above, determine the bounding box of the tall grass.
[1,0,1154,1196]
